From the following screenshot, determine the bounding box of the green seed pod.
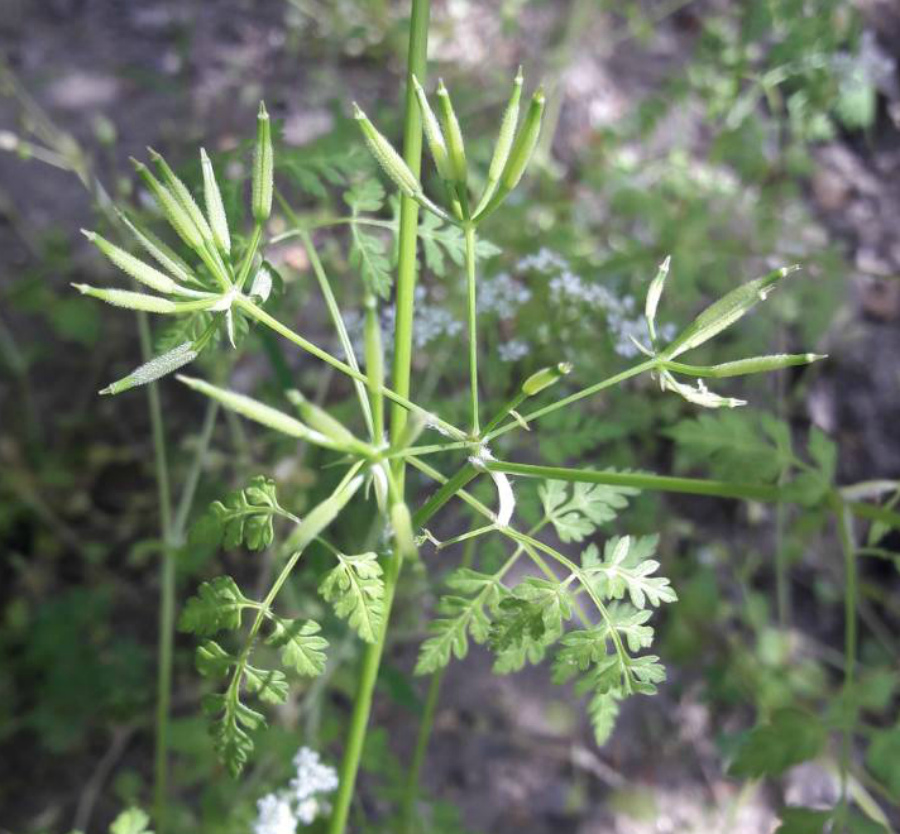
[82,229,181,296]
[412,75,454,183]
[100,341,198,396]
[521,361,573,396]
[178,375,345,451]
[390,501,417,559]
[116,209,196,287]
[499,86,545,192]
[354,103,421,198]
[475,67,524,215]
[148,148,214,245]
[285,475,364,553]
[688,353,827,379]
[645,255,671,344]
[200,148,231,254]
[285,388,366,453]
[662,265,800,360]
[72,283,180,313]
[435,81,467,186]
[252,102,273,224]
[132,158,204,252]
[489,67,524,182]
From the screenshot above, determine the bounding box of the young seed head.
[116,209,196,287]
[148,147,214,245]
[499,86,545,192]
[132,157,204,252]
[353,103,422,198]
[100,341,198,396]
[252,102,273,224]
[82,229,182,296]
[200,147,231,254]
[72,283,179,314]
[435,80,467,187]
[699,353,827,378]
[411,75,454,183]
[487,66,524,183]
[521,361,573,396]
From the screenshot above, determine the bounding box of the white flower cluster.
[523,248,677,358]
[498,338,530,362]
[342,285,463,363]
[253,747,339,834]
[477,272,532,319]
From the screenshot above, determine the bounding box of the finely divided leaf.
[415,568,506,675]
[319,551,385,643]
[202,475,287,551]
[179,576,253,636]
[539,477,639,543]
[267,617,328,677]
[583,536,677,609]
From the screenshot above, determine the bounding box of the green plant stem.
[299,227,375,438]
[830,491,858,832]
[328,1,430,830]
[484,358,658,441]
[172,400,219,542]
[139,313,174,833]
[464,224,479,434]
[234,295,464,441]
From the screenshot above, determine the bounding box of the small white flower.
[253,793,296,834]
[290,747,339,802]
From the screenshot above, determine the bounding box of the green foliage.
[319,551,385,643]
[866,726,900,801]
[774,808,831,834]
[728,708,826,778]
[179,576,254,637]
[583,536,676,609]
[539,477,639,542]
[192,476,288,552]
[415,568,507,675]
[266,617,329,677]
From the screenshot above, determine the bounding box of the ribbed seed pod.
[435,81,467,186]
[132,159,204,252]
[82,230,180,296]
[148,148,214,245]
[178,375,345,451]
[499,87,545,192]
[474,67,524,216]
[252,102,273,223]
[100,341,198,396]
[116,209,196,287]
[285,389,367,455]
[354,103,421,198]
[521,361,573,396]
[200,148,231,254]
[674,353,826,379]
[285,475,364,553]
[72,284,179,313]
[412,75,454,183]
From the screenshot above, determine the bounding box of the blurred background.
[1,1,899,832]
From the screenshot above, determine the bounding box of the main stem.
[464,224,479,434]
[328,1,430,831]
[140,313,174,833]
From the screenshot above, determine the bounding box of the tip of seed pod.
[660,254,671,273]
[71,282,90,294]
[175,373,198,388]
[129,156,145,171]
[146,146,161,161]
[352,101,364,119]
[285,388,307,405]
[781,264,801,277]
[807,353,828,363]
[558,361,573,375]
[80,228,96,241]
[258,101,269,119]
[200,146,210,161]
[533,87,546,104]
[98,385,113,396]
[514,65,524,84]
[437,79,449,95]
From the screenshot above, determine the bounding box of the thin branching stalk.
[328,1,431,830]
[464,224,480,434]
